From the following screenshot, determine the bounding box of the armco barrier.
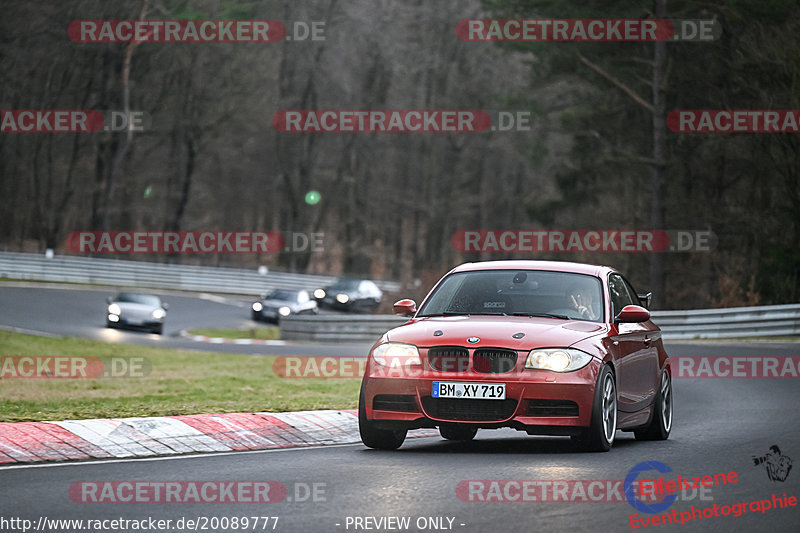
[653,304,800,339]
[0,251,401,295]
[280,304,800,342]
[280,315,407,342]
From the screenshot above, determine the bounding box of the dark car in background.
[251,289,318,322]
[314,279,383,313]
[106,292,168,334]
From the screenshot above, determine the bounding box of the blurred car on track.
[359,260,671,452]
[106,292,168,334]
[251,289,318,322]
[314,279,383,313]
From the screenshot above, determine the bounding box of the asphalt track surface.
[0,372,799,532]
[1,283,799,532]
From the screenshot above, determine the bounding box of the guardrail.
[280,304,800,342]
[653,303,800,339]
[0,251,401,295]
[280,315,407,342]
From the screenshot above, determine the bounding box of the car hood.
[113,302,160,318]
[261,299,296,306]
[385,315,607,350]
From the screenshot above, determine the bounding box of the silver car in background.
[106,292,168,334]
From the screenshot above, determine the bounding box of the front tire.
[576,364,617,452]
[635,371,672,441]
[439,424,478,441]
[359,383,407,450]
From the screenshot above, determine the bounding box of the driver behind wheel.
[566,284,600,320]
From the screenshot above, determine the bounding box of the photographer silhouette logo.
[753,445,792,482]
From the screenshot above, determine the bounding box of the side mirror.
[637,292,652,310]
[106,296,112,304]
[162,302,169,310]
[393,299,417,317]
[615,305,650,323]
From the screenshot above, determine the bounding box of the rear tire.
[635,371,672,441]
[439,424,478,441]
[358,383,407,450]
[576,365,617,452]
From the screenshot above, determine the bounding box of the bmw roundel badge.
[467,337,480,344]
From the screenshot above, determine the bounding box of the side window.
[608,274,636,318]
[622,278,641,307]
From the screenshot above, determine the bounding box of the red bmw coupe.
[358,260,672,452]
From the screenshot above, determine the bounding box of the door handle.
[643,337,651,347]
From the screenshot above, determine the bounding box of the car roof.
[449,260,616,278]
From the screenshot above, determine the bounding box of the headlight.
[152,308,166,320]
[108,303,121,315]
[252,302,263,312]
[371,342,421,367]
[107,314,120,322]
[278,306,291,316]
[525,348,594,372]
[314,289,326,299]
[336,293,350,304]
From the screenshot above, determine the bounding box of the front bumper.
[362,359,601,434]
[109,315,163,329]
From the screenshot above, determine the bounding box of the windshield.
[417,270,604,322]
[328,280,360,291]
[116,293,161,307]
[267,289,298,301]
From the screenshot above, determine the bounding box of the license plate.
[432,381,506,400]
[125,318,142,325]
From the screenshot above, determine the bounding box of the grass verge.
[188,327,280,340]
[0,331,359,422]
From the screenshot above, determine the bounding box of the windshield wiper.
[511,312,571,320]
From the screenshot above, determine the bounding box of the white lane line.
[0,325,61,338]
